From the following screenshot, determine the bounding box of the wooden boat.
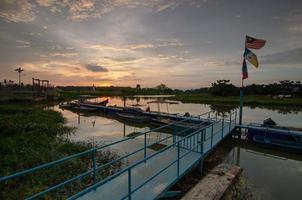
[82,98,109,106]
[59,102,74,109]
[116,113,150,123]
[247,123,302,153]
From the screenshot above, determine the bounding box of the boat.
[59,102,75,109]
[81,98,109,106]
[72,106,98,111]
[247,120,302,153]
[122,106,144,114]
[116,113,150,123]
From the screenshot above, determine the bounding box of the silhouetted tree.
[210,80,239,96]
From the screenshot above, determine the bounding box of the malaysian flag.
[245,35,266,49]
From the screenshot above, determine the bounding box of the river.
[53,96,302,200]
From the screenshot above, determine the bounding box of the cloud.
[85,39,182,52]
[85,64,108,72]
[0,0,36,22]
[35,0,55,7]
[0,0,206,22]
[262,47,302,65]
[104,56,136,62]
[66,0,183,21]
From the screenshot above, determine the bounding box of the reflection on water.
[54,96,302,200]
[223,139,302,200]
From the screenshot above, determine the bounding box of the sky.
[0,0,302,89]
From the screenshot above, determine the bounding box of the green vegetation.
[0,103,122,199]
[57,84,176,101]
[171,94,302,106]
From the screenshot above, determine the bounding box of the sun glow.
[98,83,112,87]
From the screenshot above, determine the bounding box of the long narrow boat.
[116,113,150,123]
[72,105,98,111]
[83,98,109,106]
[247,123,302,153]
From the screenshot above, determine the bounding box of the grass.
[0,103,122,199]
[171,94,302,106]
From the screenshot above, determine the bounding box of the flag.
[242,59,248,79]
[245,35,266,49]
[244,48,259,68]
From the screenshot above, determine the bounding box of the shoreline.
[170,94,302,107]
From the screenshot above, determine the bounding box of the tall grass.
[0,103,122,199]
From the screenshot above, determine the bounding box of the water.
[54,96,302,199]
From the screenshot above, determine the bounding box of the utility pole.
[15,67,24,85]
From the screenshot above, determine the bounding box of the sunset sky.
[0,0,302,88]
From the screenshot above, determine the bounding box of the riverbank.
[171,94,302,106]
[58,90,302,107]
[0,102,121,199]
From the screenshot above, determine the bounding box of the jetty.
[0,110,237,200]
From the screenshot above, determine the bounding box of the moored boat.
[59,102,74,109]
[72,106,98,111]
[116,113,150,123]
[83,98,109,106]
[247,123,302,153]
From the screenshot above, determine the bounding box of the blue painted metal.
[128,169,132,200]
[161,191,182,198]
[92,149,97,184]
[144,132,147,159]
[211,124,214,147]
[242,123,302,153]
[177,141,180,177]
[0,110,237,200]
[239,89,244,125]
[222,118,224,138]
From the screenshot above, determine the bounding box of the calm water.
[54,96,302,200]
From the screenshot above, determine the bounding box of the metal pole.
[144,132,147,160]
[229,112,232,131]
[239,82,244,126]
[177,141,180,177]
[235,111,237,126]
[221,118,224,138]
[128,169,132,200]
[210,123,214,148]
[92,150,97,184]
[200,130,204,154]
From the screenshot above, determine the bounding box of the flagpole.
[239,37,245,129]
[239,35,265,131]
[239,77,244,127]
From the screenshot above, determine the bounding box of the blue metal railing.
[0,110,220,199]
[67,111,237,200]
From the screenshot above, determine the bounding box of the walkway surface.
[78,147,200,200]
[74,120,236,200]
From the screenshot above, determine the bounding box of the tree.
[136,84,141,90]
[155,83,169,90]
[210,80,239,96]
